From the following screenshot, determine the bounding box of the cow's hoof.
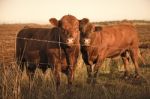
[91,78,97,86]
[87,77,98,85]
[124,76,130,80]
[122,72,131,80]
[121,74,130,80]
[134,74,141,79]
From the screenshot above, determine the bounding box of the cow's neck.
[87,32,101,64]
[90,32,101,47]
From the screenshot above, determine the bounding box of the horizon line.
[0,19,150,25]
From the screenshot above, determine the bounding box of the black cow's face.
[49,15,79,47]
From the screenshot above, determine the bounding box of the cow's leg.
[66,47,79,88]
[67,66,75,88]
[86,64,92,77]
[39,50,48,73]
[92,59,104,84]
[121,52,130,79]
[90,50,106,84]
[67,55,76,88]
[130,48,141,78]
[86,64,93,84]
[54,63,61,90]
[86,62,101,84]
[89,54,105,84]
[27,57,40,80]
[26,50,40,77]
[26,62,36,80]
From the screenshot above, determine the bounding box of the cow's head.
[49,15,80,47]
[79,18,102,46]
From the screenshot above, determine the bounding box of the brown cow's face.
[79,19,102,46]
[50,15,79,46]
[80,23,95,46]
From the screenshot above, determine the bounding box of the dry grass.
[0,63,150,99]
[0,22,150,99]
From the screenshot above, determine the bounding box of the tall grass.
[0,55,150,99]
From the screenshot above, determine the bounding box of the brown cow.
[48,15,80,88]
[79,18,141,83]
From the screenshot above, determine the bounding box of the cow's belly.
[106,48,126,58]
[107,51,122,58]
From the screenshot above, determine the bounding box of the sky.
[0,0,150,24]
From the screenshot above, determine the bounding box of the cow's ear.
[79,18,89,25]
[49,18,59,27]
[94,26,102,32]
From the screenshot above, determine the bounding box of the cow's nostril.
[83,39,86,43]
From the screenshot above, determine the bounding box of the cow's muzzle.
[82,38,91,46]
[66,38,74,45]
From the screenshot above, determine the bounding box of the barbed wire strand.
[1,35,146,49]
[1,35,145,67]
[15,36,140,49]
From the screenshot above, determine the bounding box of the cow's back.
[100,24,139,49]
[25,28,51,51]
[16,28,50,62]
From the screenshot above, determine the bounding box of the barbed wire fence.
[1,35,84,99]
[0,35,150,99]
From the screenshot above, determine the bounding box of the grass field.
[0,21,150,99]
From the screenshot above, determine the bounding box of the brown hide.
[80,19,140,81]
[48,15,80,87]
